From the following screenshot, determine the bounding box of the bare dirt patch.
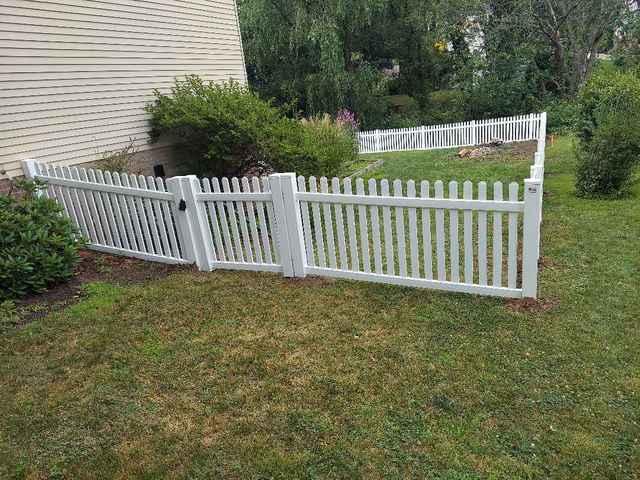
[505,296,559,314]
[13,250,191,323]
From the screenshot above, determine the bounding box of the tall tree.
[529,0,628,94]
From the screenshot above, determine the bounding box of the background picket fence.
[24,154,544,299]
[358,113,546,154]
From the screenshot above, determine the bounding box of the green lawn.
[2,137,639,479]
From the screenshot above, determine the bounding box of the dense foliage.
[146,77,356,178]
[238,0,631,128]
[0,180,82,300]
[575,67,640,197]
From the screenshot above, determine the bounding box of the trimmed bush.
[544,98,581,135]
[422,90,467,125]
[0,180,82,300]
[146,76,356,178]
[575,68,640,197]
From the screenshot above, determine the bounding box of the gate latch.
[178,199,187,211]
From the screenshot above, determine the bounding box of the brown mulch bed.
[12,250,192,324]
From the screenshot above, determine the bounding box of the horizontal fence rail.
[23,127,545,299]
[358,113,545,154]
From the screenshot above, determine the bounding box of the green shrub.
[146,76,356,178]
[298,115,358,176]
[422,90,467,125]
[544,98,581,135]
[0,180,82,300]
[576,118,640,197]
[575,67,640,197]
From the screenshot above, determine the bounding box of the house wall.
[0,0,247,181]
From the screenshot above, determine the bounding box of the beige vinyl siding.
[0,0,247,178]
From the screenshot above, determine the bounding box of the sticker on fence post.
[522,179,543,299]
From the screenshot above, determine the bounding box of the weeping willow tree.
[238,0,478,127]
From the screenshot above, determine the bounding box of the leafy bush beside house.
[0,180,82,300]
[146,76,357,178]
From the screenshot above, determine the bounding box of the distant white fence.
[23,147,545,299]
[358,113,546,154]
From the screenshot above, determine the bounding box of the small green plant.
[0,179,83,300]
[0,300,19,329]
[97,138,142,173]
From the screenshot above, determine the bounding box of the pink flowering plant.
[335,109,360,132]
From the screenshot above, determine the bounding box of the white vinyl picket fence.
[23,152,544,299]
[358,113,546,154]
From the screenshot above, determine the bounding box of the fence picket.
[477,182,488,285]
[492,182,503,287]
[308,177,326,268]
[297,176,315,267]
[212,178,236,262]
[355,178,371,273]
[139,175,164,255]
[78,168,105,245]
[156,177,181,259]
[434,180,446,281]
[343,178,360,271]
[420,181,433,280]
[128,174,155,254]
[232,177,254,263]
[87,169,113,246]
[253,177,274,264]
[331,178,348,270]
[319,177,337,269]
[119,173,147,252]
[105,171,133,250]
[507,182,519,288]
[202,178,227,262]
[368,179,382,274]
[449,181,460,283]
[393,179,407,277]
[146,176,172,257]
[70,167,96,241]
[222,177,244,262]
[243,177,263,264]
[406,180,420,278]
[262,177,280,264]
[380,179,394,275]
[463,181,473,284]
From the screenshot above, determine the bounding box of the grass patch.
[1,137,639,479]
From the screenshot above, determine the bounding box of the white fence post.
[537,112,547,158]
[166,175,215,271]
[21,159,46,198]
[522,178,543,298]
[269,174,294,277]
[375,129,381,152]
[471,120,477,146]
[273,173,307,277]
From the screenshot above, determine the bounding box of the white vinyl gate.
[22,113,546,299]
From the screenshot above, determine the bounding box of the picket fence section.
[23,161,544,299]
[25,161,187,264]
[358,113,546,154]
